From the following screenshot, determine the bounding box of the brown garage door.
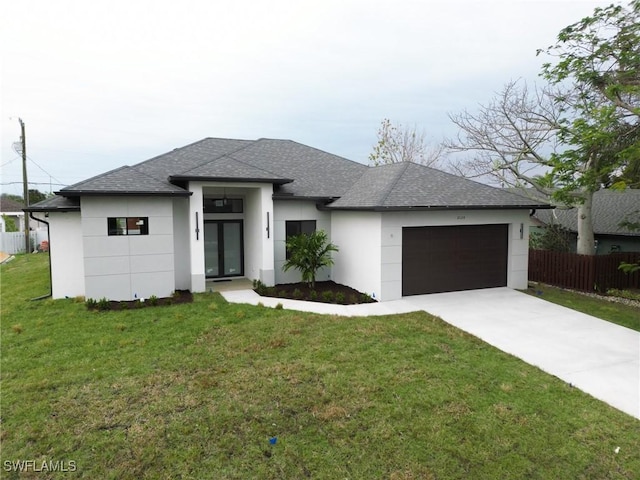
[402,224,508,296]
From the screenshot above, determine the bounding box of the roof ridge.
[274,138,370,170]
[225,150,289,179]
[172,140,260,176]
[133,138,256,177]
[376,162,411,206]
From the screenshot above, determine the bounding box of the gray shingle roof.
[134,138,255,180]
[171,153,292,184]
[59,138,367,199]
[59,166,190,196]
[534,189,640,236]
[229,139,367,198]
[24,195,80,212]
[55,137,552,210]
[328,162,550,210]
[0,197,25,212]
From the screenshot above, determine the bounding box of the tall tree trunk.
[576,190,595,255]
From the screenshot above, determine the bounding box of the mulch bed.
[87,290,193,311]
[255,281,376,305]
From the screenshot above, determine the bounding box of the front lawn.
[526,283,640,332]
[2,254,639,479]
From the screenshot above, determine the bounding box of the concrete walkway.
[221,287,640,419]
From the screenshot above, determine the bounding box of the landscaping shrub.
[607,289,640,302]
[283,230,338,288]
[321,291,335,303]
[97,298,111,311]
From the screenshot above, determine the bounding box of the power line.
[26,155,64,185]
[1,156,21,168]
[1,181,67,187]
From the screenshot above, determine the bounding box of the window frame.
[285,220,316,259]
[203,198,243,214]
[107,217,149,236]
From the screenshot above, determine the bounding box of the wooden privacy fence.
[529,249,640,293]
[0,231,49,254]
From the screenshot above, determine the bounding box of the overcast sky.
[1,0,612,197]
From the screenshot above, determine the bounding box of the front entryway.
[204,220,244,278]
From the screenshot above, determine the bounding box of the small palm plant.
[283,230,338,288]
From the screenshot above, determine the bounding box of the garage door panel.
[402,224,508,295]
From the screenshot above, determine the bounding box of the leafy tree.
[2,214,18,232]
[448,1,640,255]
[283,230,338,288]
[1,190,51,205]
[369,118,444,167]
[529,224,574,252]
[539,0,640,254]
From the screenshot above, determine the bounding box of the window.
[108,217,149,236]
[203,198,243,214]
[285,220,316,259]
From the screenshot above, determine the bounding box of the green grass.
[2,254,639,479]
[526,283,640,332]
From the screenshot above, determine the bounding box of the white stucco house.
[26,138,550,301]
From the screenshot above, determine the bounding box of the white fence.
[0,231,49,254]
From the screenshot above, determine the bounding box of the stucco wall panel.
[331,211,382,299]
[83,236,129,258]
[130,253,175,274]
[85,274,131,301]
[129,235,174,256]
[81,196,176,301]
[131,271,175,299]
[48,212,85,299]
[273,200,332,285]
[172,198,191,290]
[81,217,107,236]
[84,256,131,276]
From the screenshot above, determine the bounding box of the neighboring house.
[1,198,26,232]
[532,189,640,254]
[1,197,48,232]
[26,137,550,301]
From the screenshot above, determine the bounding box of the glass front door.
[204,220,244,278]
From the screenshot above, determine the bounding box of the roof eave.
[23,205,81,213]
[170,175,293,185]
[56,190,192,197]
[273,194,338,203]
[323,204,554,212]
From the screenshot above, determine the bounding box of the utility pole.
[19,118,30,253]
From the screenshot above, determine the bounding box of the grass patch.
[526,283,640,332]
[2,254,640,478]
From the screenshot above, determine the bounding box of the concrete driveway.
[402,288,640,420]
[221,287,640,419]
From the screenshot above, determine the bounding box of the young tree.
[369,118,444,167]
[282,230,338,288]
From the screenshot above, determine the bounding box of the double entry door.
[204,220,244,278]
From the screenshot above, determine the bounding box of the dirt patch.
[255,281,376,305]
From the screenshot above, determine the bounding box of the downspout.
[29,212,52,300]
